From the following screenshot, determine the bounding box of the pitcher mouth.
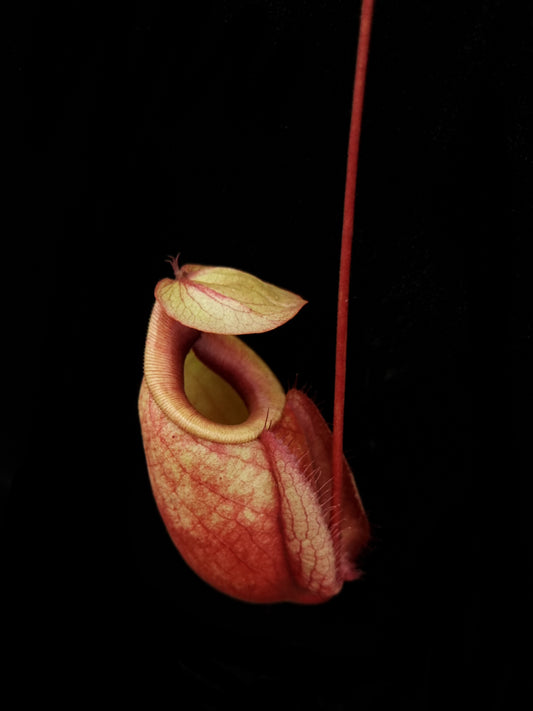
[143,301,286,444]
[183,350,249,426]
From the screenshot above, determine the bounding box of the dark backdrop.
[4,1,526,708]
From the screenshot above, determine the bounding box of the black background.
[4,0,528,707]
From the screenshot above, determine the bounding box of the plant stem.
[331,0,374,541]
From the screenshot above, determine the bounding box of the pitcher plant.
[139,0,375,604]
